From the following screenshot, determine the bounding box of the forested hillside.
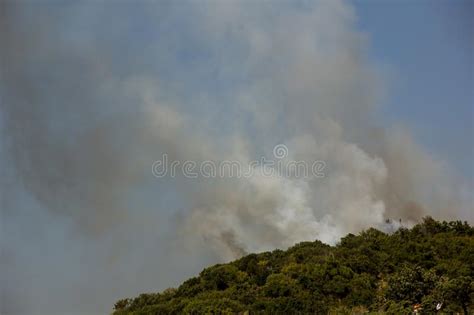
[112,218,473,314]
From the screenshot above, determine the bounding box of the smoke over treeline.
[1,1,472,314]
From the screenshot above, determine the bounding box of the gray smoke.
[1,1,472,314]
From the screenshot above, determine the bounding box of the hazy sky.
[356,0,473,181]
[1,1,472,315]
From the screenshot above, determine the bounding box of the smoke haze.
[1,1,472,314]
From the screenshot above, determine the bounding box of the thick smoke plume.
[1,1,472,314]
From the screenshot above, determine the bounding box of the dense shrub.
[113,217,473,314]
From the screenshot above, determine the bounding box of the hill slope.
[112,218,473,314]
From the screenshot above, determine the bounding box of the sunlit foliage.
[113,217,473,314]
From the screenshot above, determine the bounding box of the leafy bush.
[113,217,473,314]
